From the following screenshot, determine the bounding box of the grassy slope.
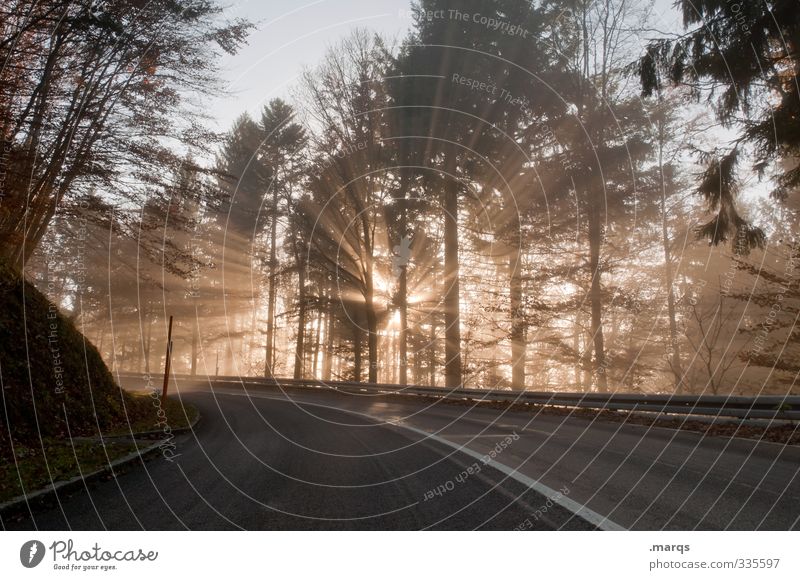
[0,260,134,442]
[0,261,196,501]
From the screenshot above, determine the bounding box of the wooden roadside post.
[161,315,174,406]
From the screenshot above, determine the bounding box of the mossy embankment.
[0,260,132,443]
[0,260,196,502]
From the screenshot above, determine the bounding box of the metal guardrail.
[116,372,800,422]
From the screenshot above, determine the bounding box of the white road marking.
[201,388,627,531]
[398,423,627,531]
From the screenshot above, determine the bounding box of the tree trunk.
[443,180,462,387]
[509,248,525,389]
[144,315,153,375]
[191,322,198,377]
[323,297,335,381]
[293,267,307,380]
[413,332,423,385]
[265,189,279,377]
[573,312,582,390]
[312,308,323,379]
[353,322,363,382]
[396,174,410,385]
[386,325,394,383]
[98,323,107,366]
[581,314,593,391]
[398,264,408,385]
[658,120,684,393]
[588,196,607,391]
[1,33,62,266]
[365,276,378,383]
[120,342,128,373]
[429,320,437,387]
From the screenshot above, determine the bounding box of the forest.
[3,0,799,396]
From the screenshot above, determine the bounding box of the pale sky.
[209,0,679,131]
[211,0,414,131]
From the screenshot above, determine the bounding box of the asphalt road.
[3,380,799,530]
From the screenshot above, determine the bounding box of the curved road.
[3,380,799,530]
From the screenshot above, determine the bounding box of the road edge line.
[211,390,626,531]
[397,423,627,531]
